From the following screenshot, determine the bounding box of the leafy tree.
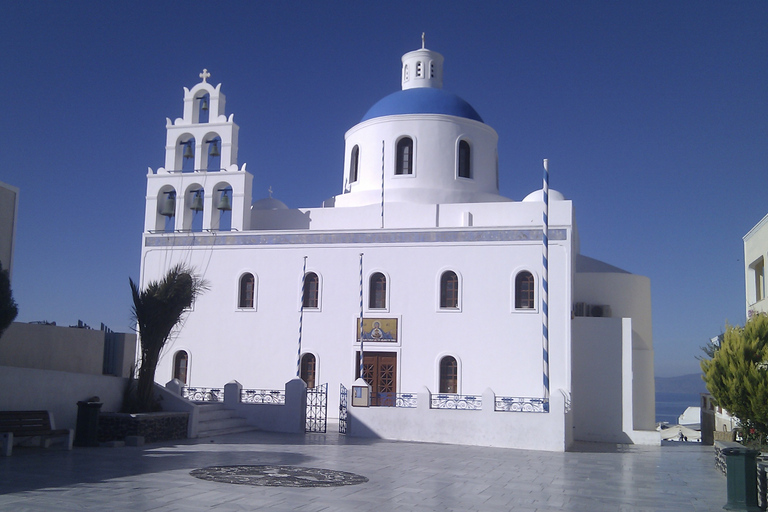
[0,261,18,338]
[701,314,768,439]
[129,265,207,412]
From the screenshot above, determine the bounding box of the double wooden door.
[357,352,397,406]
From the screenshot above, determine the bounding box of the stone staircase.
[195,403,257,438]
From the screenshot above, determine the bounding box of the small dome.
[361,88,483,123]
[252,197,288,210]
[522,189,566,202]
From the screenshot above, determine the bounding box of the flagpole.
[380,140,385,229]
[358,253,365,379]
[297,256,307,378]
[542,159,550,410]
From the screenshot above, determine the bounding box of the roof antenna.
[421,32,425,49]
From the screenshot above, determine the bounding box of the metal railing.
[241,388,286,405]
[494,396,549,413]
[182,387,223,402]
[395,393,417,408]
[430,394,482,410]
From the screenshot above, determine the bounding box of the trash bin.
[74,400,103,447]
[722,445,760,511]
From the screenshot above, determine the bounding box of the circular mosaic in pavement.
[190,465,369,487]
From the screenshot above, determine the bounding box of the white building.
[744,213,768,317]
[139,44,656,450]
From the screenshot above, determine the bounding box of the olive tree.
[701,313,768,440]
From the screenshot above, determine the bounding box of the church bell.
[200,97,209,111]
[218,191,232,211]
[189,190,204,211]
[159,193,176,217]
[208,139,220,157]
[183,142,194,159]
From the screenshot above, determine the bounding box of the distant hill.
[655,373,708,394]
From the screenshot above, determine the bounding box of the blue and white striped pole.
[380,140,385,229]
[297,256,307,377]
[542,159,550,410]
[359,253,365,379]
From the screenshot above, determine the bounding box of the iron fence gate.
[339,384,348,434]
[305,383,328,433]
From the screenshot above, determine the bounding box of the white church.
[140,41,657,450]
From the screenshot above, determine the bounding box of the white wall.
[574,267,655,432]
[145,226,573,423]
[336,114,501,208]
[347,387,568,452]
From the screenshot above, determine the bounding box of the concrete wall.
[347,387,568,452]
[0,181,18,277]
[0,365,127,430]
[0,322,136,378]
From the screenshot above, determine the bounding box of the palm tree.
[130,264,207,412]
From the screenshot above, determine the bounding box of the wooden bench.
[0,411,74,456]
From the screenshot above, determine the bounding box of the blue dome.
[361,88,483,123]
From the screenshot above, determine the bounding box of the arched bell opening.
[156,186,177,233]
[182,185,205,232]
[176,135,196,172]
[204,134,222,172]
[196,93,210,124]
[212,183,233,231]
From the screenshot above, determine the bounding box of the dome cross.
[199,68,211,83]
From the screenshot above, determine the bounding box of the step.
[196,425,259,438]
[197,416,249,432]
[198,408,242,422]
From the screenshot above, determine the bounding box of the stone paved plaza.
[0,428,726,511]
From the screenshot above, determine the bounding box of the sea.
[656,392,702,425]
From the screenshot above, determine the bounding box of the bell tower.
[144,69,253,233]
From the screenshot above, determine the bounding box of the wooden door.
[357,352,397,406]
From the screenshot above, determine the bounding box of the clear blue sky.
[1,1,765,377]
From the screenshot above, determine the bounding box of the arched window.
[439,356,457,393]
[173,351,188,384]
[515,271,535,309]
[300,353,316,389]
[350,145,360,183]
[303,272,319,308]
[369,272,386,309]
[396,137,413,175]
[458,140,471,179]
[239,273,255,309]
[440,271,459,309]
